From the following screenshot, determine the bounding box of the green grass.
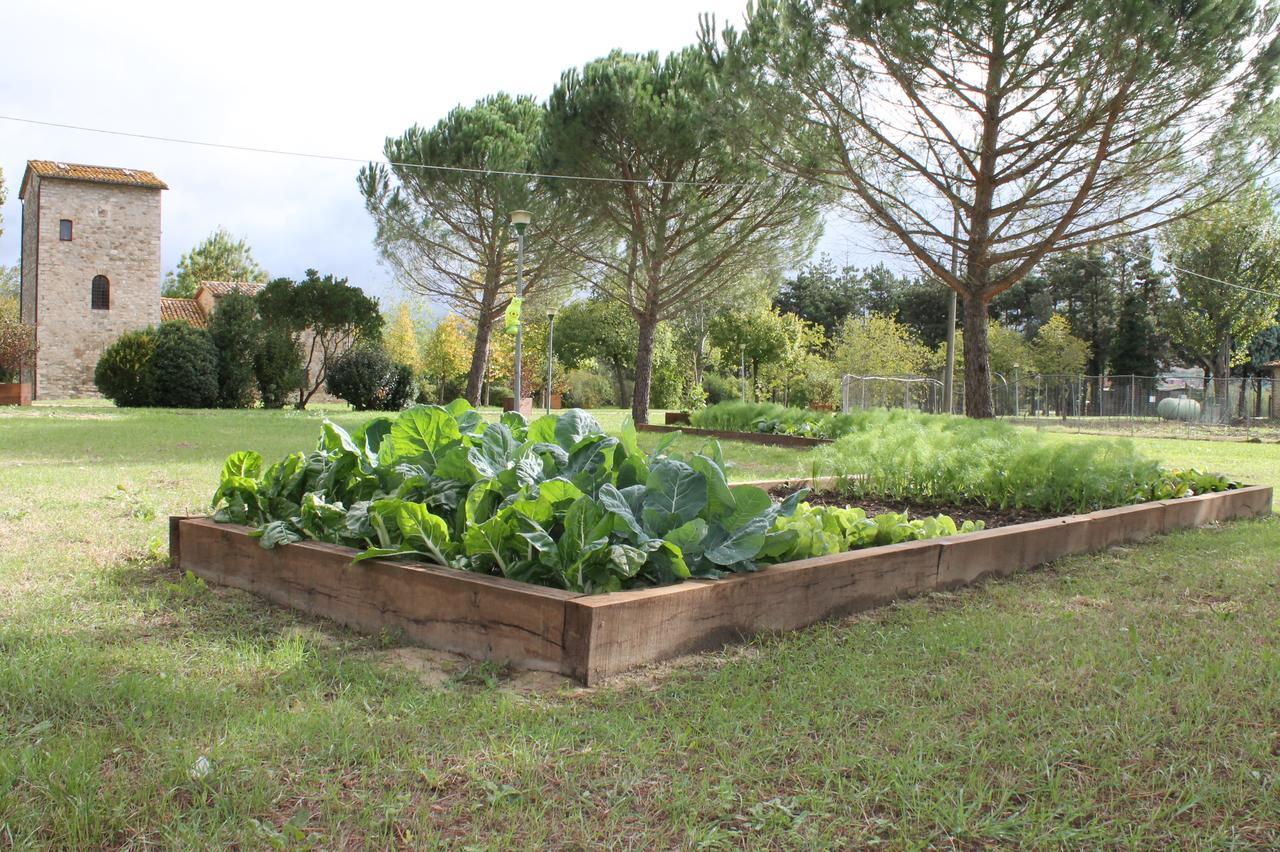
[2,403,1278,846]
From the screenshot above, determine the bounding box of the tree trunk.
[1212,342,1231,422]
[611,360,630,409]
[961,293,995,418]
[465,311,494,406]
[631,315,658,425]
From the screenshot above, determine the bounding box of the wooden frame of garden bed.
[636,423,831,448]
[170,482,1272,685]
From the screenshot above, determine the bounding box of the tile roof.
[21,160,168,197]
[160,297,207,327]
[198,281,266,298]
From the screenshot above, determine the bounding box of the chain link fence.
[841,372,1280,440]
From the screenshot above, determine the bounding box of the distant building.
[160,280,266,328]
[19,159,340,404]
[19,160,167,399]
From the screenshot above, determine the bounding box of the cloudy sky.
[0,0,879,306]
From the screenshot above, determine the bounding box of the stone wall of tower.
[28,179,162,398]
[20,181,38,326]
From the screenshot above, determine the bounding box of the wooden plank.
[1159,486,1270,531]
[1085,502,1166,550]
[565,540,943,685]
[636,423,831,448]
[168,515,185,569]
[1214,485,1273,520]
[937,517,1092,588]
[175,518,578,675]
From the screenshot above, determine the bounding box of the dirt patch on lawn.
[766,483,1063,528]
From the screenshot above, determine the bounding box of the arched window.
[91,275,110,310]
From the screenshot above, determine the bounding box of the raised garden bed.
[0,382,32,406]
[170,480,1272,685]
[637,422,831,448]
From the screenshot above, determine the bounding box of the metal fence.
[841,372,1280,439]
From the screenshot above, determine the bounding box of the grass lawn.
[2,404,1278,847]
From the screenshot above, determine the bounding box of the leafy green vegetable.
[210,403,991,592]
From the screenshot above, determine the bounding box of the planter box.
[0,382,32,406]
[665,411,692,426]
[637,422,831,448]
[501,397,534,417]
[171,483,1272,685]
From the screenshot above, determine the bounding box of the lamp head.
[510,210,532,234]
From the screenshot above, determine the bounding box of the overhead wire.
[7,112,1280,298]
[0,113,757,189]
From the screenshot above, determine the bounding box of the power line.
[0,113,755,189]
[9,112,1280,298]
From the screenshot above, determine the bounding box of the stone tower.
[19,161,167,399]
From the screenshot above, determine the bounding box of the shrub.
[326,346,415,411]
[255,324,303,409]
[206,291,260,408]
[563,368,615,408]
[94,328,158,406]
[0,318,36,383]
[701,372,739,405]
[150,321,219,408]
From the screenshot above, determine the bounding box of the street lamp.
[510,210,531,413]
[1013,363,1021,418]
[545,308,557,414]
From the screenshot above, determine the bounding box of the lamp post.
[545,308,557,414]
[510,210,531,413]
[1013,363,1021,418]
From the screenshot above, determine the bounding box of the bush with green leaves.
[254,324,304,409]
[206,291,260,408]
[818,409,1238,513]
[325,346,415,411]
[701,373,740,405]
[150,321,219,408]
[210,403,981,593]
[94,328,158,406]
[563,368,614,409]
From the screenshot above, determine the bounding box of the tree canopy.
[710,0,1280,416]
[163,227,267,298]
[358,93,581,404]
[257,270,383,408]
[543,47,826,422]
[1161,188,1280,394]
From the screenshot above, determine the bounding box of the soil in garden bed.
[766,484,1062,529]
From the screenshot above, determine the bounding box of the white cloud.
[0,0,884,305]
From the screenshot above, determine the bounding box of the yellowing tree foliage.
[1029,316,1092,377]
[834,313,930,378]
[384,304,423,374]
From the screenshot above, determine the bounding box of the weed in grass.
[450,660,511,688]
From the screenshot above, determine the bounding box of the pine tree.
[1109,292,1160,377]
